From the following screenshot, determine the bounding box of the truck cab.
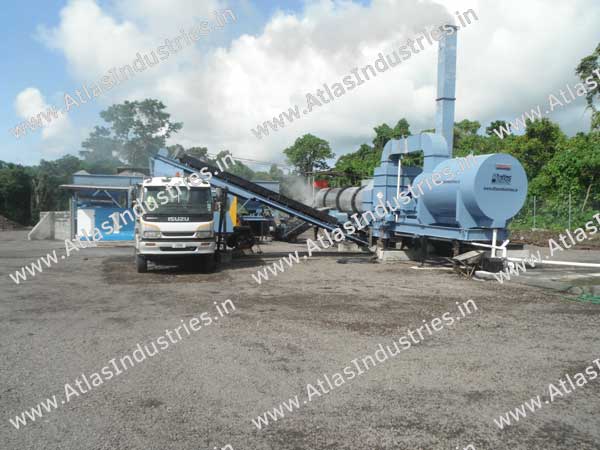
[134,176,216,273]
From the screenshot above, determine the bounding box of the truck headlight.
[195,230,214,238]
[143,231,161,239]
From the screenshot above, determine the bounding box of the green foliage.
[332,117,490,187]
[331,118,413,186]
[269,164,285,180]
[79,126,122,173]
[329,115,596,232]
[251,171,273,180]
[372,124,393,150]
[4,68,598,231]
[530,131,600,206]
[166,144,185,159]
[31,156,83,221]
[248,164,286,181]
[167,144,209,161]
[486,120,509,136]
[0,161,33,224]
[213,150,255,179]
[373,118,411,149]
[185,146,209,159]
[576,43,600,130]
[250,164,311,201]
[170,145,259,180]
[452,118,566,181]
[82,99,182,168]
[453,119,481,150]
[392,119,411,138]
[283,134,335,175]
[333,144,381,186]
[502,118,565,179]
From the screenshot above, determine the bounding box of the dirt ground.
[1,230,600,450]
[511,229,600,249]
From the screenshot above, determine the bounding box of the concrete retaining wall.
[54,211,71,240]
[28,211,71,240]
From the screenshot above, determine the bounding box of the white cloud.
[445,0,600,135]
[14,87,75,155]
[115,0,223,36]
[35,0,600,164]
[38,0,154,81]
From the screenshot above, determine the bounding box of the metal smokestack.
[435,25,458,156]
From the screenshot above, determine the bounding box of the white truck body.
[134,176,216,272]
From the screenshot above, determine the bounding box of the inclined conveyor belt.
[152,153,369,246]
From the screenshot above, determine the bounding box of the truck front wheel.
[201,254,216,273]
[136,253,148,273]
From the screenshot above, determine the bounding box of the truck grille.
[161,232,196,238]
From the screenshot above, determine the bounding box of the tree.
[168,145,209,161]
[185,146,209,160]
[392,118,411,139]
[31,155,83,221]
[576,43,600,130]
[530,131,600,221]
[505,118,565,178]
[283,134,334,175]
[213,150,255,179]
[453,119,481,150]
[167,145,257,179]
[331,119,413,186]
[82,99,182,168]
[334,143,380,186]
[269,164,285,180]
[80,126,123,173]
[372,119,411,150]
[486,120,510,136]
[0,162,33,224]
[372,123,394,150]
[166,144,185,159]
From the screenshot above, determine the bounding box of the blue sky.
[1,1,67,164]
[2,0,598,167]
[1,0,311,165]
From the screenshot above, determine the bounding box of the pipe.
[506,257,600,269]
[435,25,458,155]
[380,133,449,173]
[396,154,402,200]
[378,29,457,170]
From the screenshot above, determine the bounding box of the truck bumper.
[138,239,216,255]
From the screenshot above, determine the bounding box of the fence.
[510,193,600,231]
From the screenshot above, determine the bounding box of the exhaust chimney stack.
[435,25,457,156]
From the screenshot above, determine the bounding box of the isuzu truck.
[134,175,216,273]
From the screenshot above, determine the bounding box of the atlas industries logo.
[167,217,190,222]
[491,173,512,185]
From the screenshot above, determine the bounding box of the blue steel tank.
[411,153,527,229]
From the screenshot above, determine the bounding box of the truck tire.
[136,253,148,273]
[201,254,216,273]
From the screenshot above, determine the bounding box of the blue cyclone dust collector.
[314,26,528,252]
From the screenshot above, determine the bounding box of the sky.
[2,0,599,168]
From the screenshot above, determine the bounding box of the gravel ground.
[512,229,600,249]
[1,231,599,450]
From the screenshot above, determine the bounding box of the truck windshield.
[144,187,212,215]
